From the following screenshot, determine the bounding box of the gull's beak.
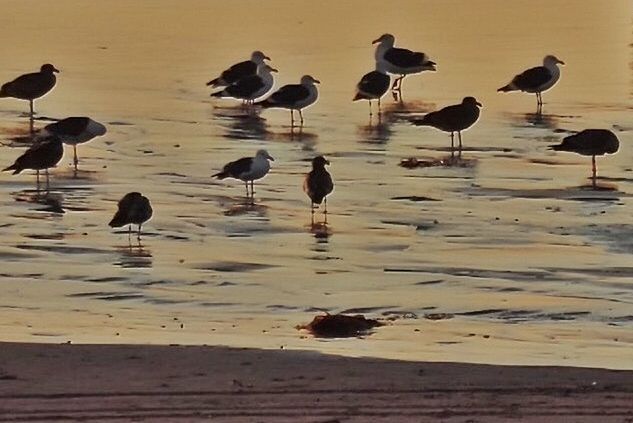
[372,38,380,45]
[476,101,483,107]
[53,67,60,73]
[314,79,321,84]
[558,59,565,65]
[270,67,279,73]
[325,160,330,165]
[265,56,271,61]
[267,153,275,161]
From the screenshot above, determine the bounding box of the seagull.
[412,96,482,152]
[109,192,153,239]
[372,34,436,93]
[304,156,334,215]
[498,55,565,111]
[210,64,277,105]
[206,51,271,88]
[353,62,391,116]
[255,75,320,125]
[0,64,60,118]
[41,117,107,171]
[549,129,619,188]
[2,135,63,187]
[212,149,274,197]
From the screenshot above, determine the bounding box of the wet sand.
[0,342,631,422]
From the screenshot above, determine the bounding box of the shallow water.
[0,0,632,369]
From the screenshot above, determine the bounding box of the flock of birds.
[0,33,622,238]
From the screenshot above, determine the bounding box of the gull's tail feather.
[497,84,513,92]
[108,211,126,228]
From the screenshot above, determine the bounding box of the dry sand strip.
[0,342,631,422]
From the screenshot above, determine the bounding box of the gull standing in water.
[498,55,565,112]
[109,192,153,239]
[42,117,107,171]
[353,62,391,117]
[2,135,63,188]
[206,51,271,88]
[210,64,277,105]
[0,64,60,131]
[304,156,334,217]
[212,149,274,197]
[412,97,482,153]
[549,129,619,189]
[372,34,436,94]
[255,75,320,126]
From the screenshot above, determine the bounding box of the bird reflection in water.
[215,107,270,141]
[223,198,268,217]
[13,189,65,214]
[289,125,318,152]
[309,219,332,242]
[523,112,559,129]
[115,239,153,269]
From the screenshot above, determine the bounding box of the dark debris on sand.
[399,156,476,169]
[297,314,384,338]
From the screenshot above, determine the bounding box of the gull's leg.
[299,110,304,125]
[244,181,249,197]
[250,180,255,197]
[45,168,50,190]
[391,76,403,91]
[458,131,463,151]
[73,145,78,172]
[290,110,294,126]
[138,224,142,240]
[324,197,328,215]
[397,75,405,92]
[368,100,372,117]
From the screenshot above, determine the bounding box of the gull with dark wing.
[412,96,482,153]
[109,192,153,239]
[373,34,436,93]
[206,51,270,88]
[498,55,564,112]
[549,129,619,189]
[211,64,277,105]
[2,135,63,187]
[0,64,60,120]
[255,75,320,125]
[304,156,334,216]
[212,149,274,197]
[353,62,390,116]
[42,117,107,171]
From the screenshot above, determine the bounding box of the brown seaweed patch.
[424,313,454,320]
[297,313,384,338]
[400,156,477,169]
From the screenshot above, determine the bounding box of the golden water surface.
[0,0,632,369]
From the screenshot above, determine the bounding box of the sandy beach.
[0,342,631,422]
